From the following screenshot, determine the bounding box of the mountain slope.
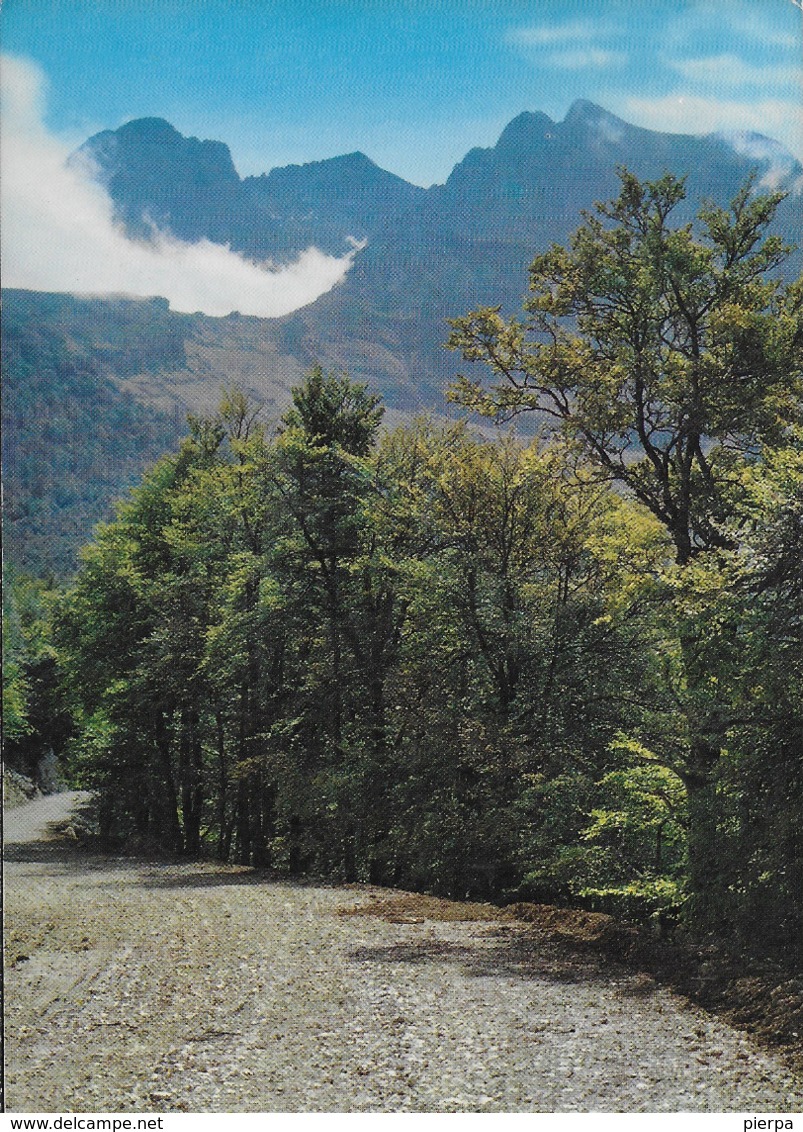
[74,100,801,395]
[266,102,801,397]
[1,292,183,576]
[5,102,801,575]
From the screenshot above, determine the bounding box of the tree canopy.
[7,171,801,964]
[448,171,802,565]
[448,169,802,933]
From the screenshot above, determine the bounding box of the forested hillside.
[1,291,319,576]
[1,292,184,577]
[4,172,801,965]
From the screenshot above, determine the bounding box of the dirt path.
[4,792,802,1113]
[3,790,91,844]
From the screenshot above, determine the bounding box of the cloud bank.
[669,54,801,91]
[623,92,803,177]
[0,55,358,318]
[722,130,803,193]
[507,19,626,71]
[507,20,600,48]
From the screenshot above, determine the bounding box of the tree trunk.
[152,713,183,852]
[234,777,251,865]
[683,737,724,935]
[677,622,727,935]
[214,710,229,860]
[179,709,203,856]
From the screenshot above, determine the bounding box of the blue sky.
[2,0,801,185]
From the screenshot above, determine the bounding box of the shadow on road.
[138,867,269,888]
[3,831,156,872]
[4,835,86,864]
[349,931,620,988]
[136,866,344,890]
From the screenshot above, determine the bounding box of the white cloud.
[670,53,801,90]
[722,130,800,190]
[0,55,358,318]
[590,114,625,147]
[507,20,599,48]
[506,18,625,71]
[665,1,799,51]
[707,7,798,50]
[622,93,803,166]
[546,48,624,70]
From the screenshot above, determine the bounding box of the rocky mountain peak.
[564,99,618,126]
[78,118,240,187]
[114,117,184,144]
[495,111,557,154]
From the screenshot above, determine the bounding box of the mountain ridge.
[75,100,802,257]
[5,101,801,575]
[76,98,803,193]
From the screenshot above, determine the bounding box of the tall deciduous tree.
[448,170,803,928]
[272,368,396,878]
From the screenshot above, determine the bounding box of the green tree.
[714,442,803,954]
[56,418,229,851]
[371,420,653,899]
[254,369,396,879]
[448,170,802,929]
[3,570,74,781]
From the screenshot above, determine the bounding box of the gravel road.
[4,791,802,1113]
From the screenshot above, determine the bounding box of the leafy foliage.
[24,172,802,970]
[448,170,802,942]
[3,569,75,780]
